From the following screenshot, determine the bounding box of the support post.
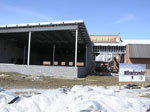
[53,44,55,66]
[85,44,88,67]
[23,45,26,64]
[142,82,145,87]
[119,82,122,90]
[27,32,31,65]
[75,28,78,67]
[124,54,126,64]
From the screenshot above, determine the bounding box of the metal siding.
[0,25,78,33]
[130,44,150,58]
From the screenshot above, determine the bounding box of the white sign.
[119,64,146,82]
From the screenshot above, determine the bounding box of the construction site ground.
[0,72,150,89]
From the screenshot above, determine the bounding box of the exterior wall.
[126,45,131,64]
[78,67,88,77]
[146,64,150,76]
[0,64,88,78]
[126,45,150,75]
[86,43,93,74]
[129,44,150,58]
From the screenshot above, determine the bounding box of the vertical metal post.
[85,44,88,67]
[53,44,55,66]
[23,45,26,64]
[124,54,126,64]
[75,28,78,67]
[27,32,31,65]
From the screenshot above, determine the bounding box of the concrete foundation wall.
[0,64,88,77]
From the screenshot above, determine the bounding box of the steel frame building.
[0,20,150,77]
[0,20,92,77]
[90,34,126,73]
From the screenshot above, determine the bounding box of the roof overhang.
[0,20,91,45]
[93,43,126,46]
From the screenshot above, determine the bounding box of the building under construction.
[0,20,92,77]
[90,34,126,73]
[0,20,150,77]
[90,34,150,76]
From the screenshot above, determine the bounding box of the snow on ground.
[0,85,150,112]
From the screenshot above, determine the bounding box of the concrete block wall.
[78,67,88,77]
[0,64,88,77]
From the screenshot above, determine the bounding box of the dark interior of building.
[0,30,86,66]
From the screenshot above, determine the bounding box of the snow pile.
[0,85,150,112]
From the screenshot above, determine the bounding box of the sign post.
[119,64,146,90]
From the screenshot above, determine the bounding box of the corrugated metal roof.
[0,20,91,44]
[129,44,150,58]
[0,20,84,28]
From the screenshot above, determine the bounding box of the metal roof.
[93,43,125,46]
[0,20,84,28]
[0,20,91,45]
[129,44,150,58]
[123,40,150,45]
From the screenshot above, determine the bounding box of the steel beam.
[0,25,78,33]
[27,32,31,65]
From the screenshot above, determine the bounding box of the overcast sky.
[0,0,150,40]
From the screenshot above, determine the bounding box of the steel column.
[85,44,88,67]
[27,32,31,65]
[124,54,126,64]
[53,44,55,66]
[75,28,78,67]
[23,45,26,64]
